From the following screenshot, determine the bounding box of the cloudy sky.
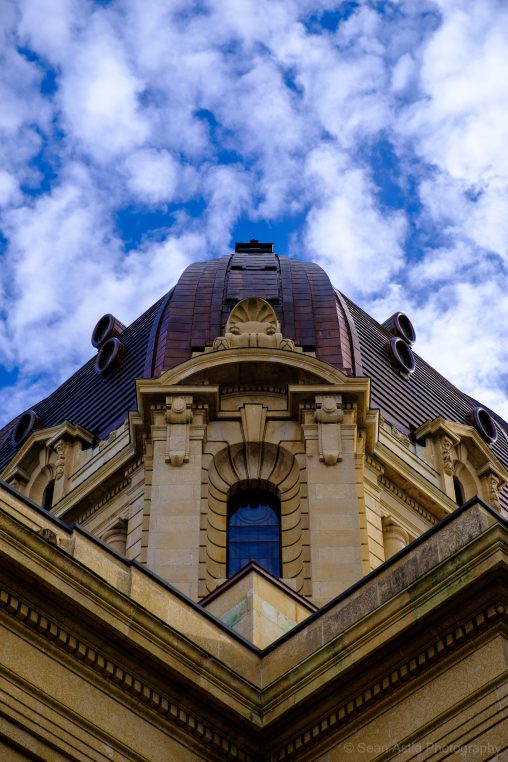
[1,0,508,426]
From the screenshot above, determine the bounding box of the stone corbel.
[315,395,343,465]
[165,395,193,466]
[440,435,457,476]
[478,464,505,512]
[486,474,501,511]
[414,418,460,473]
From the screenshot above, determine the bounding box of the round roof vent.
[389,336,416,376]
[469,406,498,444]
[382,312,416,345]
[95,337,125,375]
[11,409,40,448]
[91,314,126,349]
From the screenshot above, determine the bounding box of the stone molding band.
[0,587,254,762]
[0,583,505,761]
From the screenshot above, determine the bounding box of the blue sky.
[1,0,508,426]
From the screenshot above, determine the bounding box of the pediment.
[2,421,94,487]
[415,416,507,482]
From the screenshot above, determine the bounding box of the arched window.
[227,489,281,577]
[453,476,465,506]
[42,479,55,511]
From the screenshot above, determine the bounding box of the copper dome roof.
[1,242,508,502]
[145,245,362,378]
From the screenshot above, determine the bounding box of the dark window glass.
[227,489,281,577]
[42,479,55,511]
[453,477,465,506]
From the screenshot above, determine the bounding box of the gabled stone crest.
[212,297,295,351]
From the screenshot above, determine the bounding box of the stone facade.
[0,250,507,760]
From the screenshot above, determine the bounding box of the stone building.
[0,240,506,760]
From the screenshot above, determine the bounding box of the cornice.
[0,489,507,759]
[0,507,263,713]
[265,601,507,761]
[0,586,257,762]
[379,473,438,525]
[157,348,350,386]
[375,441,455,520]
[53,443,138,519]
[258,525,508,724]
[0,581,505,761]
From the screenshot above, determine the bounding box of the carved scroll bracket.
[315,394,343,466]
[440,435,457,476]
[478,464,505,512]
[165,395,193,467]
[53,439,67,480]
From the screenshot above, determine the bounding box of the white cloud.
[0,164,195,386]
[1,0,508,426]
[17,0,81,65]
[0,171,20,207]
[123,149,181,204]
[59,14,150,159]
[301,146,407,296]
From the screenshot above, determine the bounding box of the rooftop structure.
[0,243,507,760]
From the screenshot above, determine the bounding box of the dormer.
[415,416,508,513]
[2,421,94,509]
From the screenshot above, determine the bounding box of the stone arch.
[454,454,481,502]
[28,463,55,507]
[200,441,309,597]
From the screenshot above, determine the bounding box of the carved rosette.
[165,396,193,466]
[315,395,344,465]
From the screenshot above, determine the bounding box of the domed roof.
[145,241,361,378]
[1,241,508,494]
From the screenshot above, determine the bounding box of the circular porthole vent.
[91,314,126,349]
[95,337,125,375]
[389,336,416,377]
[383,311,416,378]
[382,312,416,345]
[11,409,41,448]
[92,314,126,375]
[468,406,498,444]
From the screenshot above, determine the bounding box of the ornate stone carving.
[37,527,58,545]
[487,473,501,511]
[315,395,343,465]
[165,396,193,466]
[212,336,229,351]
[380,418,411,447]
[212,297,295,351]
[441,436,455,475]
[54,439,66,480]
